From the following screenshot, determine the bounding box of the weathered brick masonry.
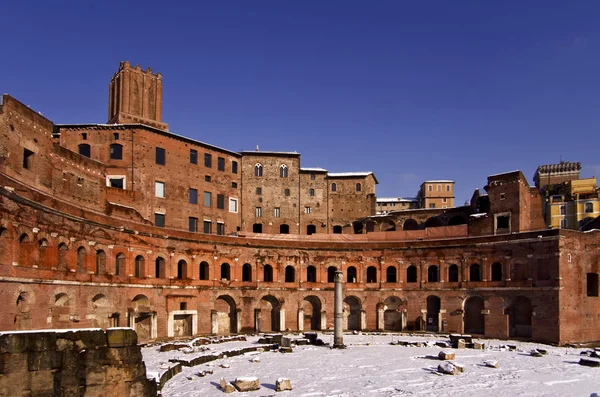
[1,64,599,345]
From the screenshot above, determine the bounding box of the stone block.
[27,350,62,371]
[483,360,498,368]
[438,362,460,375]
[279,347,293,353]
[455,339,466,349]
[438,351,455,360]
[281,337,292,348]
[276,377,292,391]
[60,330,107,349]
[473,342,485,350]
[106,329,137,348]
[580,358,600,367]
[1,353,28,374]
[234,376,260,392]
[105,346,143,364]
[220,377,236,393]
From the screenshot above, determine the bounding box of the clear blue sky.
[2,1,599,204]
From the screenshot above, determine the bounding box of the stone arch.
[426,295,441,332]
[302,295,322,331]
[134,255,145,277]
[424,217,443,228]
[508,296,533,338]
[57,242,68,271]
[406,265,417,283]
[155,256,166,278]
[448,216,467,226]
[95,249,106,275]
[343,295,361,331]
[132,294,150,311]
[463,296,485,335]
[285,265,295,282]
[352,221,363,234]
[386,266,397,283]
[89,293,113,329]
[469,263,481,282]
[54,293,71,307]
[403,219,419,230]
[77,246,87,273]
[115,252,126,276]
[491,262,503,281]
[327,266,337,282]
[306,265,317,282]
[0,227,10,265]
[427,265,439,282]
[263,264,273,282]
[35,238,50,268]
[18,232,32,267]
[347,266,357,283]
[199,261,210,280]
[448,264,459,282]
[242,263,252,282]
[175,259,187,280]
[215,295,237,334]
[382,296,405,331]
[366,266,377,283]
[50,292,73,328]
[259,295,281,332]
[14,287,35,329]
[132,294,153,340]
[220,262,231,280]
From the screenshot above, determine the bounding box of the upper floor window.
[204,153,212,168]
[254,163,263,177]
[81,133,87,140]
[331,183,337,192]
[217,194,225,209]
[446,184,450,191]
[428,185,432,192]
[309,188,315,196]
[155,181,166,198]
[585,202,594,213]
[356,183,362,192]
[429,203,435,208]
[256,187,262,195]
[310,173,316,180]
[189,188,198,204]
[190,149,198,164]
[204,191,212,207]
[78,144,91,158]
[437,185,441,191]
[113,133,119,140]
[560,205,566,215]
[280,164,288,178]
[255,207,262,217]
[218,157,225,171]
[156,147,166,165]
[274,207,280,218]
[229,198,238,213]
[284,188,290,196]
[155,213,165,227]
[232,161,238,174]
[110,144,123,160]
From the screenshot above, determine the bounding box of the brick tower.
[107,61,169,131]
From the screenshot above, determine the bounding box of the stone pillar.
[361,309,367,331]
[254,308,261,333]
[211,310,218,335]
[333,270,345,348]
[236,309,242,334]
[377,304,385,331]
[279,309,286,331]
[320,311,327,331]
[297,308,304,331]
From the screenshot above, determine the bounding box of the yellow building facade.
[546,178,600,229]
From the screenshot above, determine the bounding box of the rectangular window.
[500,193,506,200]
[189,188,198,204]
[81,133,87,140]
[217,194,225,209]
[155,181,165,198]
[203,220,212,234]
[188,217,198,232]
[217,222,225,236]
[446,184,450,191]
[587,273,599,297]
[156,147,166,165]
[310,173,315,180]
[204,191,212,207]
[231,182,238,188]
[190,149,198,164]
[23,149,34,170]
[429,203,435,208]
[437,185,441,191]
[256,207,262,217]
[305,207,311,214]
[560,218,566,228]
[218,157,225,171]
[231,161,238,174]
[205,175,211,182]
[113,133,119,140]
[442,198,447,203]
[256,187,262,195]
[229,198,238,212]
[497,215,510,229]
[560,205,566,215]
[107,177,125,189]
[428,185,432,192]
[155,213,165,227]
[274,207,280,218]
[204,153,212,168]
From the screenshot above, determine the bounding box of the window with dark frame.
[204,153,212,168]
[156,147,166,165]
[232,161,238,174]
[218,157,225,171]
[217,194,225,209]
[155,213,165,227]
[204,191,212,207]
[189,188,198,204]
[217,223,225,235]
[190,149,198,164]
[23,149,34,169]
[78,144,91,158]
[203,220,212,234]
[110,144,123,160]
[188,217,198,232]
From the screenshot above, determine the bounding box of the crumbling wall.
[0,328,156,397]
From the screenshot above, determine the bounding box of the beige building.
[376,197,418,214]
[417,180,455,209]
[545,178,600,230]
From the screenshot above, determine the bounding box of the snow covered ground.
[142,333,600,397]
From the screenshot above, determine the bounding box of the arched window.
[155,257,166,278]
[428,265,439,282]
[491,262,502,281]
[386,266,397,283]
[115,252,125,276]
[470,263,481,282]
[280,164,288,178]
[356,183,362,192]
[332,225,342,234]
[309,188,315,196]
[95,250,106,275]
[177,260,187,279]
[199,261,209,280]
[254,163,263,177]
[285,265,295,282]
[109,143,123,160]
[366,266,377,283]
[448,264,459,282]
[347,266,357,283]
[406,265,417,283]
[78,144,91,158]
[307,265,317,282]
[77,247,87,273]
[264,264,273,282]
[135,255,145,277]
[57,243,68,271]
[331,183,337,192]
[242,263,252,282]
[221,263,231,280]
[327,266,337,282]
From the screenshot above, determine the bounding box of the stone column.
[211,310,218,335]
[333,270,345,348]
[298,308,304,331]
[254,308,261,333]
[279,309,286,332]
[361,309,367,331]
[236,309,242,334]
[377,304,385,331]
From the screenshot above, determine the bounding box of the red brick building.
[0,63,599,344]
